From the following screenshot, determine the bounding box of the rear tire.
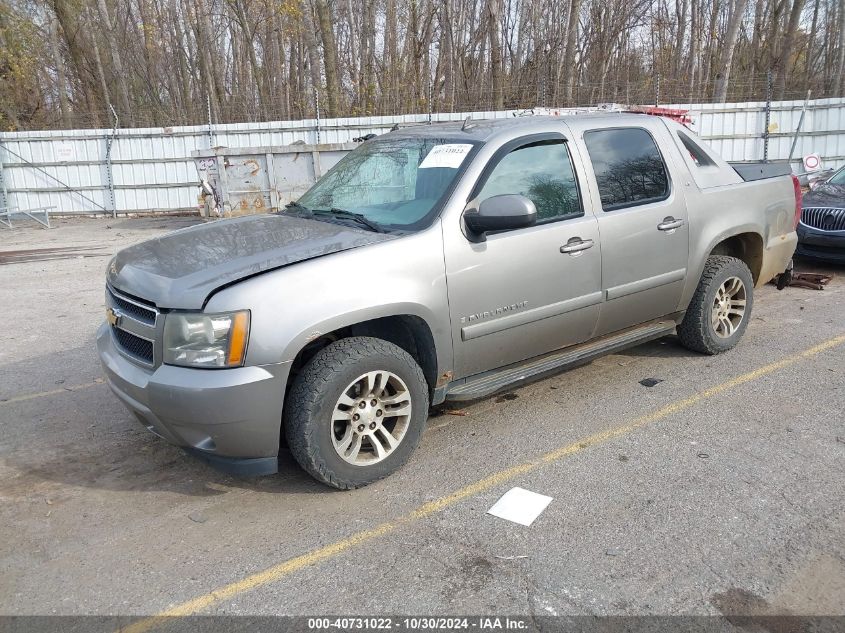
[284,336,429,489]
[678,255,754,355]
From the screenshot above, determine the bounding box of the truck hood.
[803,183,845,208]
[107,214,396,309]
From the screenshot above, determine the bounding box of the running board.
[445,321,677,402]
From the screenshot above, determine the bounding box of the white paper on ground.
[419,144,473,169]
[487,487,553,526]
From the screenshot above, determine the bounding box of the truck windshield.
[826,167,845,185]
[294,137,478,231]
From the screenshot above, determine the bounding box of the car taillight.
[791,175,802,229]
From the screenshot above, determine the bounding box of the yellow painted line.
[123,333,845,633]
[0,379,104,405]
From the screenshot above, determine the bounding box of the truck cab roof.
[387,113,671,144]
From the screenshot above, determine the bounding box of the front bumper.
[97,323,291,474]
[796,224,845,264]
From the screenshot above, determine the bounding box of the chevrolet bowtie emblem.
[106,307,120,326]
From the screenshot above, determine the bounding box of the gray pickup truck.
[98,114,799,489]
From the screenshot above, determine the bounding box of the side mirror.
[463,194,537,240]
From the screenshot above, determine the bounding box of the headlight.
[163,311,250,368]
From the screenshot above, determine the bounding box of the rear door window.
[584,128,670,211]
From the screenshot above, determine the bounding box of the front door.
[580,126,690,336]
[443,135,603,378]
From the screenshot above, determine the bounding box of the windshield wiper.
[284,201,310,215]
[312,208,385,233]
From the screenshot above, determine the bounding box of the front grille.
[107,286,157,325]
[801,207,845,231]
[112,326,154,364]
[106,285,159,367]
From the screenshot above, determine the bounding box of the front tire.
[678,255,754,355]
[284,336,429,489]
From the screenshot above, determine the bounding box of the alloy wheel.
[711,276,747,339]
[331,370,413,465]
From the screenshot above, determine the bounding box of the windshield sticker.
[419,144,473,169]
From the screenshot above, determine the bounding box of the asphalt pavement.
[1,216,843,623]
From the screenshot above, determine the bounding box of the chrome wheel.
[711,276,746,339]
[331,370,413,466]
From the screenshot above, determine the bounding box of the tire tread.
[284,336,428,490]
[678,255,753,355]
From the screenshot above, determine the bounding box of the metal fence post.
[655,72,661,107]
[763,70,773,162]
[0,139,8,212]
[541,74,547,108]
[428,79,433,124]
[314,88,321,145]
[206,93,216,148]
[104,105,120,217]
[0,138,10,228]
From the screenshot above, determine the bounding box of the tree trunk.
[299,2,324,116]
[713,0,750,102]
[688,0,699,100]
[750,0,765,77]
[188,0,222,122]
[231,0,269,118]
[52,0,101,125]
[806,0,820,77]
[383,0,397,112]
[438,2,454,110]
[674,0,688,78]
[836,0,845,93]
[137,0,157,95]
[48,16,71,127]
[91,37,112,121]
[168,3,191,120]
[96,0,133,123]
[359,0,376,111]
[701,0,721,87]
[487,0,504,110]
[315,0,340,117]
[562,0,582,103]
[765,0,787,73]
[775,0,806,98]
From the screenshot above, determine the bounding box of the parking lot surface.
[1,217,844,620]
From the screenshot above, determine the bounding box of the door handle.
[657,217,685,231]
[560,238,594,254]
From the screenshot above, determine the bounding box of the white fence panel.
[1,99,843,216]
[667,97,845,165]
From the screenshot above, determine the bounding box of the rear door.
[580,126,690,336]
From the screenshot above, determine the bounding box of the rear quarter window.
[677,131,716,167]
[584,128,670,211]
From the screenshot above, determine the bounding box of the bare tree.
[48,15,71,127]
[775,0,806,98]
[487,0,504,109]
[836,0,845,92]
[2,0,845,131]
[96,0,133,122]
[562,0,583,104]
[713,0,751,102]
[315,0,340,117]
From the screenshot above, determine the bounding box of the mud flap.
[776,259,794,290]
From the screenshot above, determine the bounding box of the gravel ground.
[1,216,843,622]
